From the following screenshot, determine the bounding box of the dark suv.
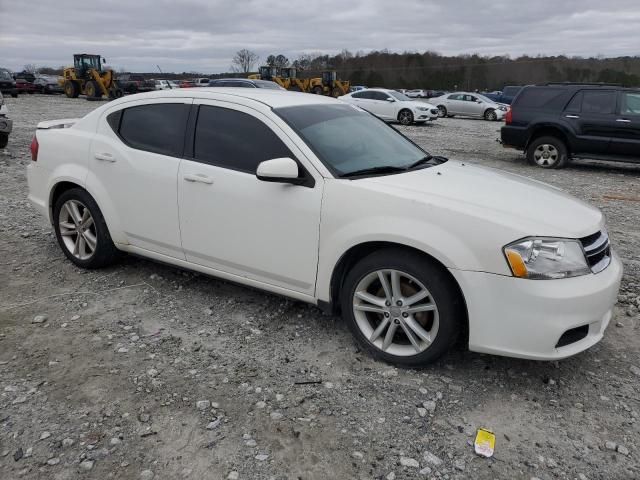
[501,83,640,168]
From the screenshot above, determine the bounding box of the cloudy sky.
[1,0,639,73]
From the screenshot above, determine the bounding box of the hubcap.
[352,269,439,357]
[437,107,446,117]
[399,112,412,125]
[58,200,97,260]
[533,144,559,166]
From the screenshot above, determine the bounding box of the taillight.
[505,107,513,125]
[30,135,39,161]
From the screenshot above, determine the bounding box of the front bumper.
[450,252,623,360]
[0,116,12,134]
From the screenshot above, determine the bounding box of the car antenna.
[156,65,172,89]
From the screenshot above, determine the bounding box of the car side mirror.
[476,100,482,104]
[386,98,395,102]
[256,157,303,185]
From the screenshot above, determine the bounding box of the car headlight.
[503,237,590,279]
[416,106,431,111]
[498,106,507,111]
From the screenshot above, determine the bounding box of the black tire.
[437,105,447,117]
[85,80,101,98]
[11,92,18,98]
[484,109,497,121]
[526,135,569,169]
[312,86,323,95]
[64,81,80,98]
[398,109,414,126]
[52,188,120,269]
[340,248,464,367]
[331,87,342,98]
[0,133,8,149]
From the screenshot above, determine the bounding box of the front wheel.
[312,86,323,95]
[340,249,463,367]
[0,133,8,148]
[53,188,120,269]
[398,109,414,126]
[436,105,447,117]
[484,109,497,121]
[526,136,569,169]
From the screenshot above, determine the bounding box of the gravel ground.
[1,95,639,480]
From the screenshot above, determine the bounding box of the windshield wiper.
[406,155,435,170]
[340,165,408,178]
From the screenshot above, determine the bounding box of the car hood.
[360,160,603,239]
[406,101,436,110]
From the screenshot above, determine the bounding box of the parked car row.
[0,91,13,148]
[339,88,439,125]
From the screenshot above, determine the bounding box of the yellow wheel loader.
[249,66,290,89]
[279,67,310,92]
[60,54,123,100]
[309,70,350,97]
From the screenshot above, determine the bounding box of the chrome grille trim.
[580,230,611,274]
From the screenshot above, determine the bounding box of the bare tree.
[23,64,38,74]
[266,54,289,68]
[231,49,259,73]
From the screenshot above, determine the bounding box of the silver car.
[430,92,507,121]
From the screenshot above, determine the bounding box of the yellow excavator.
[309,70,350,97]
[60,54,123,99]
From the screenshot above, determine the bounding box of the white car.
[406,89,429,98]
[154,80,180,90]
[430,92,508,121]
[27,89,622,366]
[339,88,439,125]
[0,91,12,148]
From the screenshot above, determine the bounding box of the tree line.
[24,49,640,90]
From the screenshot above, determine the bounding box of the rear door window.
[193,105,293,174]
[114,103,189,157]
[581,90,616,114]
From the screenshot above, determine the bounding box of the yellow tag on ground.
[474,428,496,458]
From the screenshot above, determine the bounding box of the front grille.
[430,108,439,115]
[580,230,611,273]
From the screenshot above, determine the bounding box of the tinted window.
[516,87,565,108]
[463,95,477,102]
[371,91,390,101]
[565,91,583,112]
[351,91,367,99]
[622,92,640,115]
[117,104,188,156]
[254,80,282,90]
[194,105,292,173]
[581,90,616,114]
[502,86,522,97]
[448,94,463,100]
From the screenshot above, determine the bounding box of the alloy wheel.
[58,199,97,260]
[437,106,447,117]
[399,111,413,125]
[533,144,559,167]
[352,269,439,357]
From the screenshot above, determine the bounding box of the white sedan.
[339,88,439,125]
[27,88,622,366]
[430,92,508,121]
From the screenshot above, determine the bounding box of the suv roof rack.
[544,82,622,87]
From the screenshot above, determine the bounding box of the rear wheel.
[0,133,8,149]
[331,87,342,98]
[85,80,101,98]
[341,249,463,367]
[64,81,80,98]
[527,136,569,169]
[312,86,323,95]
[437,105,447,117]
[53,188,120,269]
[398,109,414,126]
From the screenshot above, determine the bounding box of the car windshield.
[475,94,494,103]
[389,91,412,101]
[0,70,13,80]
[275,103,440,177]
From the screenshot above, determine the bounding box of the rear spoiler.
[36,118,80,130]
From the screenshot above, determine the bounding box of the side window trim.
[186,102,316,187]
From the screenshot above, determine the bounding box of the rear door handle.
[183,173,213,184]
[616,118,631,123]
[565,114,580,119]
[94,152,116,162]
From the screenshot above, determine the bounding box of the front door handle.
[94,152,116,162]
[565,114,580,119]
[183,173,213,184]
[616,118,631,123]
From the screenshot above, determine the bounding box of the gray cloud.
[1,0,639,73]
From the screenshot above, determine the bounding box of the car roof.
[110,87,339,109]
